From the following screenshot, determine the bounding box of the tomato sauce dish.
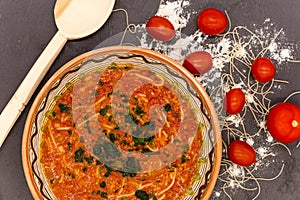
[22,46,222,200]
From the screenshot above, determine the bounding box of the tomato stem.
[292,120,298,128]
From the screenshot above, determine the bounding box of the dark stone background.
[0,0,299,199]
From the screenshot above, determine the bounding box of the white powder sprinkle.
[214,191,221,197]
[246,138,255,146]
[156,0,191,30]
[229,164,245,177]
[246,94,255,103]
[257,147,268,158]
[266,133,274,143]
[280,49,292,59]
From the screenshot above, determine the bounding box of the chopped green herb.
[84,156,94,165]
[108,115,113,122]
[149,193,156,199]
[103,129,108,135]
[104,171,110,177]
[119,171,136,177]
[135,190,149,200]
[99,181,106,188]
[148,137,156,146]
[82,166,87,172]
[100,191,108,198]
[164,103,172,112]
[58,103,70,113]
[108,133,116,143]
[132,136,145,146]
[120,140,128,146]
[99,81,105,86]
[123,171,130,177]
[181,154,190,164]
[141,148,152,153]
[114,125,120,130]
[108,63,118,70]
[66,111,72,116]
[52,111,57,117]
[129,115,140,124]
[96,160,102,165]
[68,129,72,136]
[67,142,72,151]
[100,106,109,116]
[172,164,179,168]
[135,105,145,115]
[50,179,54,184]
[107,91,113,97]
[70,173,75,179]
[74,148,85,162]
[104,166,112,177]
[199,122,205,131]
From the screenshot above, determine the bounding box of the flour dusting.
[156,0,192,30]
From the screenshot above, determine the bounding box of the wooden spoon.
[0,0,115,147]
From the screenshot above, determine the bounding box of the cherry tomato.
[266,102,300,143]
[197,8,228,35]
[182,51,213,75]
[251,57,276,83]
[146,16,175,42]
[224,88,245,114]
[228,140,256,167]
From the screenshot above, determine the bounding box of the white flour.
[156,0,192,30]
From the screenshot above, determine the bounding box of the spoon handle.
[0,31,67,148]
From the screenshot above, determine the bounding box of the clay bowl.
[22,46,222,200]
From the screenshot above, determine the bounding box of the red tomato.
[228,140,256,167]
[197,8,228,35]
[183,51,213,75]
[266,102,300,143]
[146,16,175,42]
[224,88,245,114]
[251,57,276,83]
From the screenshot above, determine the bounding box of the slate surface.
[0,0,299,199]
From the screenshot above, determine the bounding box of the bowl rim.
[22,46,222,200]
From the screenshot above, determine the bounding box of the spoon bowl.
[55,0,115,39]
